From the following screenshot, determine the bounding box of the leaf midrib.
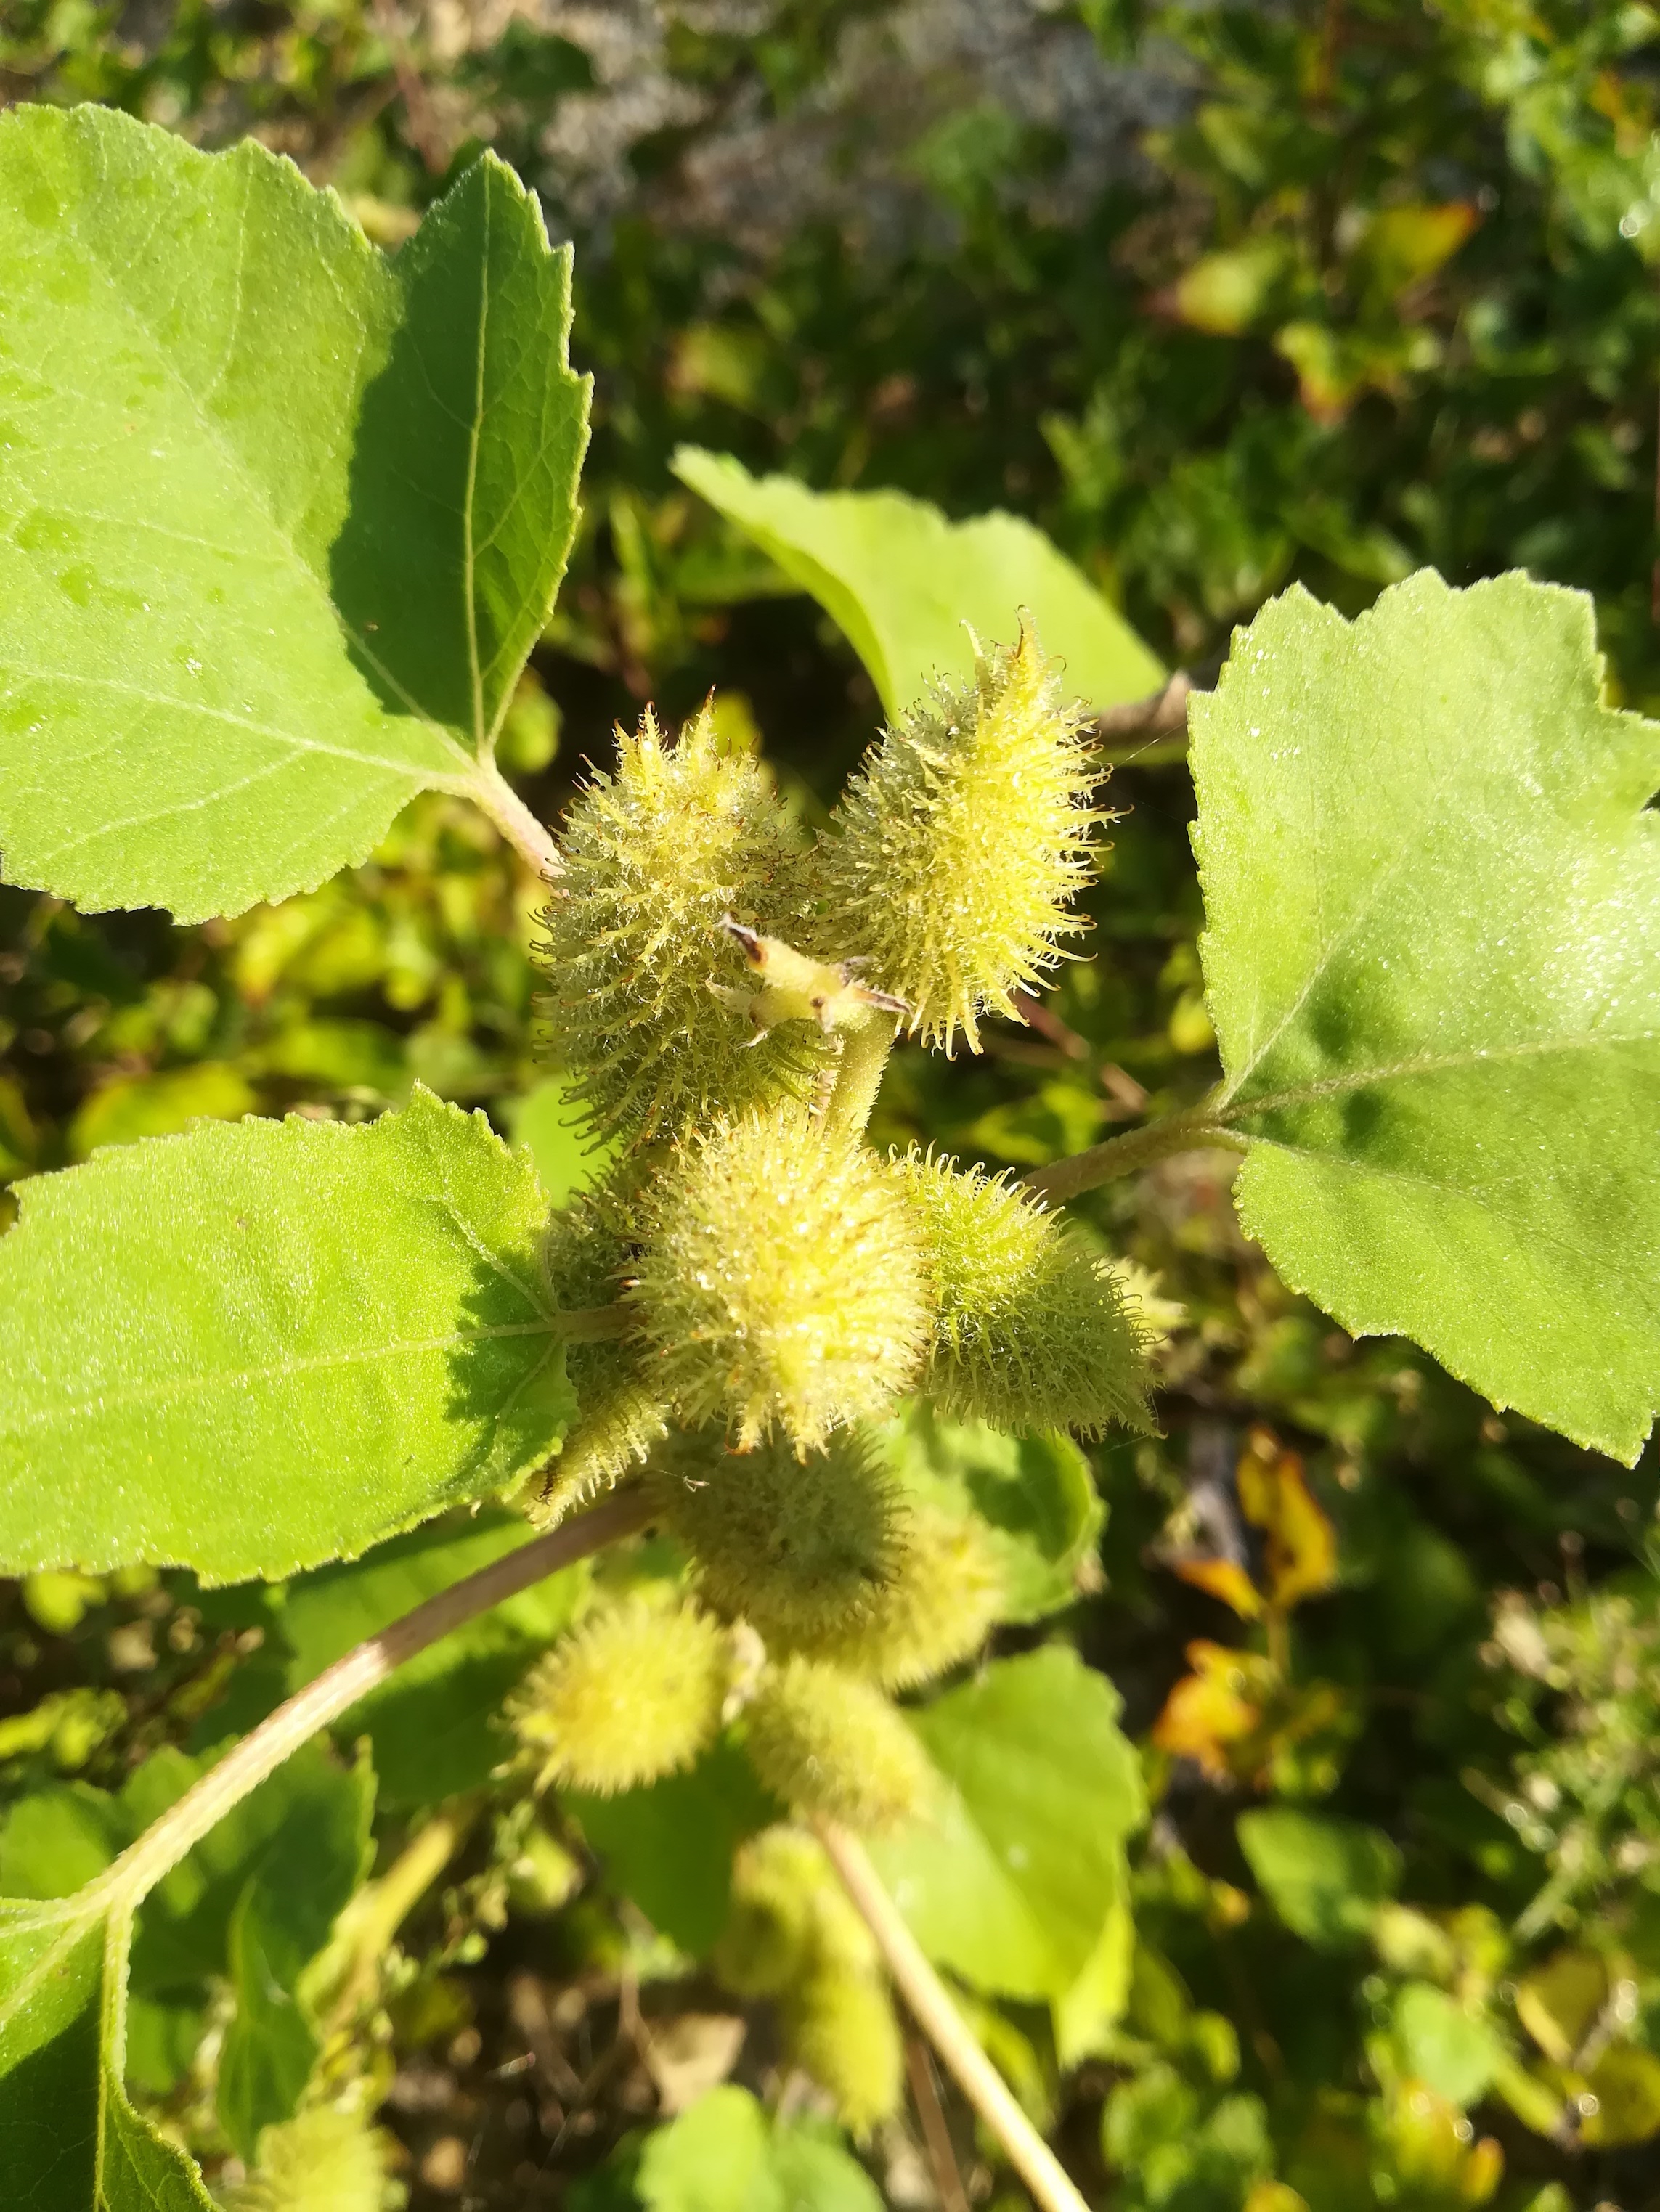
[1223,1025,1660,1125]
[41,127,478,780]
[1,1318,561,1436]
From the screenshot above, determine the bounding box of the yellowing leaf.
[1171,1556,1264,1621]
[1168,241,1290,335]
[1515,1947,1608,2066]
[1237,1434,1337,1611]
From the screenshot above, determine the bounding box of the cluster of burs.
[506,622,1151,2131]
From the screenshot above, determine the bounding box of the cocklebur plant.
[1,101,1659,2212]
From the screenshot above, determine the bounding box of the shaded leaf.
[673,448,1163,720]
[566,1740,778,1956]
[1237,1807,1399,1951]
[218,1750,373,2158]
[0,105,587,922]
[0,1087,573,1581]
[278,1509,588,1808]
[884,1406,1104,1624]
[1193,573,1660,1461]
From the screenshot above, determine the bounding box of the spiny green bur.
[628,1106,930,1450]
[717,1827,903,2134]
[533,1180,667,1522]
[741,1657,935,1830]
[229,2106,401,2212]
[539,702,824,1141]
[898,1150,1153,1436]
[509,1593,728,1795]
[813,617,1105,1050]
[786,1499,1006,1689]
[786,1966,904,2137]
[649,1427,903,1636]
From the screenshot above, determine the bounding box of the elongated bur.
[230,2107,402,2212]
[742,1657,935,1830]
[508,1593,728,1795]
[629,1106,930,1450]
[540,703,824,1140]
[786,1968,904,2137]
[649,1428,903,1638]
[717,1827,903,2134]
[786,1501,1004,1688]
[816,619,1105,1052]
[898,1150,1152,1436]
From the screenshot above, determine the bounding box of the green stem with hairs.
[1021,1103,1247,1204]
[822,1012,900,1142]
[86,1486,652,1915]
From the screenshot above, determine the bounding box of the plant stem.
[320,1796,481,2031]
[822,1012,898,1141]
[464,759,563,881]
[906,2035,972,2212]
[554,1303,634,1343]
[816,1823,1091,2212]
[98,1487,653,1912]
[1021,1106,1248,1206]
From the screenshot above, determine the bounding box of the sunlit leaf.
[0,1087,573,1580]
[0,104,588,921]
[673,447,1164,719]
[1195,573,1660,1462]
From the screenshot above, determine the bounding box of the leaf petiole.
[86,1486,651,1920]
[1021,1101,1248,1205]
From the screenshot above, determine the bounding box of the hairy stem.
[320,1796,482,2031]
[98,1487,652,1911]
[554,1303,634,1343]
[1021,1105,1248,1205]
[821,1013,898,1142]
[816,1823,1090,2212]
[464,759,563,881]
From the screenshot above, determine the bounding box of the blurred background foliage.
[5,2,1660,2207]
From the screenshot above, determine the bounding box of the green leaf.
[0,104,588,923]
[884,1405,1104,1623]
[636,2086,882,2212]
[277,1508,588,1807]
[1236,1807,1400,1951]
[566,1739,778,1955]
[505,1075,619,1209]
[1192,571,1660,1463]
[218,1750,373,2158]
[867,1647,1144,2033]
[672,447,1164,720]
[1388,1982,1502,2107]
[0,1898,216,2210]
[0,1087,573,1581]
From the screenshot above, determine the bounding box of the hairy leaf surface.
[673,447,1164,719]
[0,104,588,921]
[0,1088,573,1580]
[0,1901,215,2211]
[1194,571,1660,1462]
